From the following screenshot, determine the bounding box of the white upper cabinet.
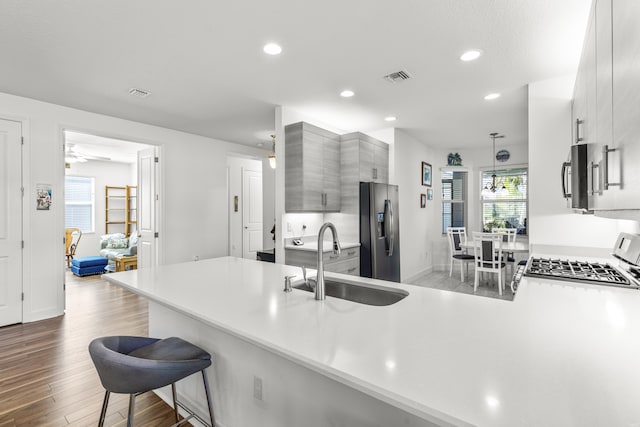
[285,122,341,212]
[571,0,640,213]
[610,0,640,211]
[340,132,389,184]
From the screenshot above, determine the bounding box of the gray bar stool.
[89,336,216,427]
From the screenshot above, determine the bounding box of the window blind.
[481,168,527,234]
[65,176,94,232]
[442,171,466,233]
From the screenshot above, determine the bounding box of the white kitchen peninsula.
[103,257,640,427]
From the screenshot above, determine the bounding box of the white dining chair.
[472,232,506,296]
[493,227,517,275]
[446,227,475,282]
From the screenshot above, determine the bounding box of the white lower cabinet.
[285,247,360,276]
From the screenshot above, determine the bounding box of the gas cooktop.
[525,257,639,289]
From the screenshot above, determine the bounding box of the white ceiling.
[64,131,150,164]
[1,0,592,149]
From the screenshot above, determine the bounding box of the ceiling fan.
[65,143,111,163]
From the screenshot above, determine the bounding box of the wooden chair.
[472,232,506,296]
[446,227,474,282]
[493,227,517,275]
[65,228,82,268]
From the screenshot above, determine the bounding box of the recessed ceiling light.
[384,116,397,122]
[340,90,355,98]
[484,93,501,100]
[485,396,500,408]
[256,142,264,147]
[460,50,482,61]
[263,43,282,55]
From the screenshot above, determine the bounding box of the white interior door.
[0,119,22,326]
[137,146,157,269]
[242,169,263,260]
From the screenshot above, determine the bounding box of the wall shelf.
[105,185,137,237]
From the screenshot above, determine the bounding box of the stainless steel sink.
[293,278,408,306]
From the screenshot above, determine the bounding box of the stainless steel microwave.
[561,143,598,212]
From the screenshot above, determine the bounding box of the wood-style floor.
[0,272,188,427]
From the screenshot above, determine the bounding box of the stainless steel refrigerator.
[359,182,400,282]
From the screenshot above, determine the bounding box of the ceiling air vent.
[128,87,151,98]
[382,70,412,83]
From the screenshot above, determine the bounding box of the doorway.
[0,118,23,327]
[63,130,158,276]
[227,155,264,260]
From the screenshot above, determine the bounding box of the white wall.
[392,129,446,281]
[262,158,276,250]
[65,160,136,259]
[450,142,529,236]
[0,91,268,322]
[391,130,531,277]
[227,156,263,257]
[528,76,639,255]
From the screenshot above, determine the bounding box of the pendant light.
[482,132,506,196]
[268,134,276,169]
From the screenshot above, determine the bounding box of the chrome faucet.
[314,222,341,300]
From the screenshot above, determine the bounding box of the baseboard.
[403,265,433,283]
[432,263,451,272]
[155,388,226,427]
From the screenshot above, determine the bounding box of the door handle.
[561,161,571,198]
[590,161,602,196]
[602,145,621,190]
[575,118,584,143]
[384,199,394,256]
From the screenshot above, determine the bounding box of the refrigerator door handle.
[384,199,394,256]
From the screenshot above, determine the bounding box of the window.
[65,176,95,232]
[442,170,467,233]
[481,168,527,235]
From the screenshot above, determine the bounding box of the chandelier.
[481,132,506,196]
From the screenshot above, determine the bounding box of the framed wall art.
[427,188,433,200]
[420,193,426,208]
[421,162,432,187]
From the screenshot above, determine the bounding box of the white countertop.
[284,241,360,252]
[103,256,640,426]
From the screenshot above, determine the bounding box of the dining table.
[459,240,530,254]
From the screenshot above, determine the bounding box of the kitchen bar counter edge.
[103,256,640,427]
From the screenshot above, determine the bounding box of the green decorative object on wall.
[447,152,462,166]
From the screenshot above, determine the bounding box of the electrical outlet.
[253,375,263,401]
[287,222,292,232]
